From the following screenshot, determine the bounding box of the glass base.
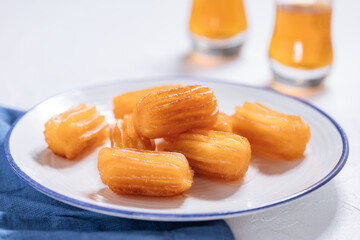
[190,32,246,56]
[270,59,331,88]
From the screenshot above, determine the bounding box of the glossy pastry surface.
[110,114,155,150]
[113,84,182,119]
[205,112,232,132]
[98,148,194,196]
[134,85,219,138]
[232,102,311,160]
[171,129,251,181]
[44,104,108,159]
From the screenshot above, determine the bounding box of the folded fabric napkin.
[0,106,234,240]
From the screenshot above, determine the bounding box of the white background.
[0,0,359,239]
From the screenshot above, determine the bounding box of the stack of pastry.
[44,84,311,197]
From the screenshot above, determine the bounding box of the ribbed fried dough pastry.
[206,112,232,132]
[98,148,193,196]
[155,138,176,152]
[160,113,232,148]
[171,129,251,181]
[232,102,311,160]
[113,84,182,119]
[110,114,155,150]
[44,104,108,159]
[134,85,219,138]
[157,112,232,147]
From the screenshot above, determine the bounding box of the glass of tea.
[269,0,333,87]
[189,0,247,56]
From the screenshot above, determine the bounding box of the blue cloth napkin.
[0,106,234,240]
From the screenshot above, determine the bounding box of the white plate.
[4,76,348,221]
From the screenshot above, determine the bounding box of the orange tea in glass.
[269,0,333,87]
[189,0,247,56]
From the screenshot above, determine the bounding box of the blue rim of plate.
[4,76,349,221]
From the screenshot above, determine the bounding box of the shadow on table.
[268,79,326,98]
[227,181,339,240]
[34,143,102,169]
[87,188,185,210]
[35,149,82,169]
[177,51,239,73]
[186,176,244,200]
[250,155,304,175]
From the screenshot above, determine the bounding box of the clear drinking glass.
[189,0,248,56]
[269,0,333,87]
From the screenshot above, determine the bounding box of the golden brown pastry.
[110,114,155,150]
[44,104,108,159]
[133,85,219,138]
[98,148,193,196]
[113,84,182,119]
[205,112,232,132]
[231,102,311,160]
[171,129,251,181]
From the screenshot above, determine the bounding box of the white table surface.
[0,0,359,239]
